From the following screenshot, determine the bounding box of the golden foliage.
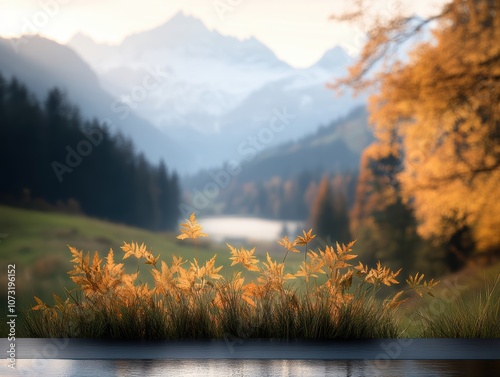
[227,243,260,272]
[365,261,401,286]
[406,273,440,298]
[320,241,358,272]
[32,296,49,312]
[295,228,316,246]
[295,256,325,282]
[278,236,299,253]
[257,252,295,292]
[33,216,439,335]
[337,0,500,254]
[176,212,207,241]
[67,246,125,297]
[121,241,159,266]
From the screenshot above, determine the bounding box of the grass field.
[1,205,498,339]
[397,261,500,337]
[0,205,304,311]
[0,205,217,310]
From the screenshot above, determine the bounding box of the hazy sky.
[0,0,447,67]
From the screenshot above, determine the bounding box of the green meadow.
[0,205,212,309]
[1,205,498,339]
[0,205,302,314]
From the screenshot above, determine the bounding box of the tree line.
[333,0,500,273]
[0,73,180,231]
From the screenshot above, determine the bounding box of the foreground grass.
[397,262,500,338]
[4,208,499,339]
[0,205,303,303]
[20,290,399,339]
[417,274,500,337]
[18,214,441,339]
[0,205,218,307]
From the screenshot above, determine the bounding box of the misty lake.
[5,339,499,376]
[198,216,305,243]
[8,359,500,376]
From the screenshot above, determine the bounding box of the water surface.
[199,216,304,242]
[4,339,499,376]
[6,359,500,377]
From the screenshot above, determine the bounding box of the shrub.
[24,213,440,339]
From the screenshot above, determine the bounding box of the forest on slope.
[0,73,180,231]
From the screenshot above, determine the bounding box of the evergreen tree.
[132,154,157,229]
[310,175,351,244]
[0,74,181,231]
[167,171,181,230]
[157,159,179,231]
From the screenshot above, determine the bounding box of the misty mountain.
[236,105,372,182]
[313,46,352,70]
[183,105,371,199]
[0,36,187,170]
[68,12,291,123]
[180,106,371,218]
[68,12,366,171]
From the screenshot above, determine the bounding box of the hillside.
[0,36,186,169]
[239,105,371,182]
[182,106,372,218]
[0,205,306,311]
[0,205,214,309]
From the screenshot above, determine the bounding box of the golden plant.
[176,212,207,259]
[31,212,441,339]
[295,229,316,262]
[121,241,159,267]
[278,235,299,264]
[227,243,260,272]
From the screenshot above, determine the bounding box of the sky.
[0,0,447,68]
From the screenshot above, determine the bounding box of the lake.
[4,339,499,376]
[198,216,304,243]
[7,359,500,376]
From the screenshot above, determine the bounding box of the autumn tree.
[310,175,351,244]
[334,0,500,268]
[350,144,442,273]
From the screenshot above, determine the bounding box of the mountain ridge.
[66,12,365,171]
[0,35,188,170]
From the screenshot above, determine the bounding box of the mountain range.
[180,105,372,219]
[0,35,187,168]
[184,105,371,190]
[67,12,366,171]
[1,11,366,173]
